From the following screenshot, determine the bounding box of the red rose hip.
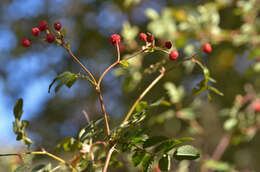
[21,38,31,47]
[165,41,172,49]
[31,27,40,37]
[38,20,48,32]
[110,34,120,45]
[54,22,62,31]
[139,33,147,41]
[46,34,55,43]
[203,43,212,53]
[254,102,260,112]
[147,34,154,43]
[169,50,179,61]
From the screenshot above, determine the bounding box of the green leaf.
[142,154,153,172]
[208,86,224,96]
[14,98,23,120]
[173,145,200,160]
[132,150,146,167]
[48,72,78,93]
[224,118,238,131]
[203,160,233,171]
[154,140,182,153]
[143,136,168,148]
[136,101,149,112]
[178,137,194,143]
[78,117,105,143]
[31,164,45,172]
[120,60,129,67]
[56,137,81,152]
[159,155,171,171]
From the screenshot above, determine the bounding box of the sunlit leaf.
[120,60,129,67]
[173,145,200,160]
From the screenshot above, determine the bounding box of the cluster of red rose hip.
[22,21,212,61]
[109,33,212,61]
[21,20,62,47]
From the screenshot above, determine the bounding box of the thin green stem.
[122,67,166,124]
[97,48,146,88]
[63,45,97,85]
[0,150,77,172]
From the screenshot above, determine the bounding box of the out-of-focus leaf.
[164,82,184,103]
[178,108,195,120]
[14,98,23,120]
[121,22,139,42]
[173,145,200,160]
[132,150,146,167]
[146,8,159,20]
[143,136,168,148]
[203,160,233,171]
[224,118,238,131]
[159,154,171,171]
[13,165,26,172]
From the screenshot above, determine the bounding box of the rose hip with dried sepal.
[38,20,48,32]
[54,22,62,31]
[46,34,55,43]
[165,41,172,49]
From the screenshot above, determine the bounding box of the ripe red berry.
[139,33,147,41]
[110,34,120,45]
[147,34,154,43]
[203,43,212,53]
[21,38,31,47]
[38,20,48,32]
[54,22,62,31]
[165,41,172,49]
[254,102,260,112]
[46,34,55,43]
[31,27,40,37]
[169,50,179,61]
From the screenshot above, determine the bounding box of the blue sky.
[0,0,166,148]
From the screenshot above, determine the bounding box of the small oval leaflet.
[173,145,200,160]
